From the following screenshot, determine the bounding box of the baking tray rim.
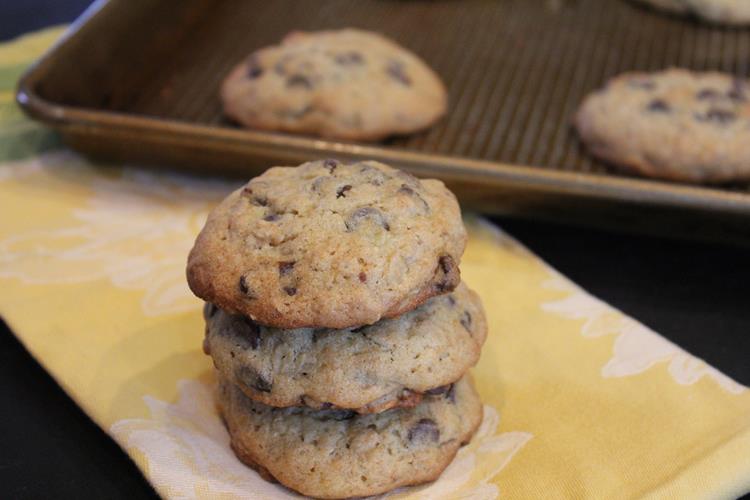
[14,0,750,217]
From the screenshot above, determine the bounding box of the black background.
[1,1,748,498]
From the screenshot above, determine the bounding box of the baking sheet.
[17,0,750,241]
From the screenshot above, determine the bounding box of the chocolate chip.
[263,213,280,222]
[241,186,253,196]
[439,255,453,274]
[728,78,747,102]
[287,74,312,89]
[246,56,263,79]
[398,185,415,195]
[237,367,272,393]
[398,184,430,212]
[697,108,736,124]
[696,88,720,100]
[283,286,297,296]
[238,276,255,298]
[324,159,338,173]
[396,170,420,185]
[311,329,327,343]
[386,60,411,86]
[278,261,295,276]
[727,90,744,102]
[358,164,389,186]
[336,185,352,198]
[311,177,327,192]
[247,65,263,79]
[647,99,670,112]
[447,295,456,306]
[334,51,364,65]
[328,410,356,421]
[242,318,261,349]
[203,303,217,320]
[253,375,272,392]
[446,384,456,404]
[434,255,457,293]
[358,272,367,283]
[408,418,439,443]
[460,311,472,332]
[424,385,451,396]
[251,196,268,207]
[345,207,391,232]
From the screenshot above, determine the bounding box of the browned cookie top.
[221,28,447,141]
[187,159,466,329]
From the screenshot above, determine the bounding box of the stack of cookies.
[187,159,487,498]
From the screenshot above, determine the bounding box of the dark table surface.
[1,2,749,499]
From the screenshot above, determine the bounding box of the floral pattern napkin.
[1,27,749,499]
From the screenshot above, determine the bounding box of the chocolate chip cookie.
[203,281,485,413]
[217,374,482,499]
[187,159,466,329]
[574,69,750,183]
[633,0,750,25]
[220,29,447,141]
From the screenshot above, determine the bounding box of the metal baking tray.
[16,0,750,242]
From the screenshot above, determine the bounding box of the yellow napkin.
[1,27,749,500]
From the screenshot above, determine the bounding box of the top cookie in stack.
[187,159,466,329]
[187,159,486,498]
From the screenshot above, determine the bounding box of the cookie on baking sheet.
[203,281,486,413]
[187,159,466,329]
[220,28,447,141]
[574,68,750,183]
[633,0,750,25]
[217,374,482,499]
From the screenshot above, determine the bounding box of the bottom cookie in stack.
[203,282,488,497]
[217,375,483,499]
